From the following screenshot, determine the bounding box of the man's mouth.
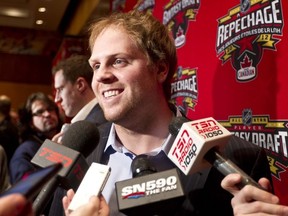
[103,90,121,98]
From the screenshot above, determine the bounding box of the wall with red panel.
[112,0,288,205]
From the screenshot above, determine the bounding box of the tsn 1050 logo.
[191,118,224,139]
[169,117,230,173]
[121,175,178,199]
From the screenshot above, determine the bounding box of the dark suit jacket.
[9,136,42,184]
[84,103,107,126]
[49,120,271,216]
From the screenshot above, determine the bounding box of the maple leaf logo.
[176,26,184,38]
[240,54,252,68]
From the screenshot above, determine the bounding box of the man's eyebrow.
[55,85,64,90]
[88,59,95,65]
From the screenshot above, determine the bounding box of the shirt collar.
[71,98,98,123]
[104,106,182,157]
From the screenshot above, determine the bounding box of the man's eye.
[93,64,100,70]
[56,87,63,93]
[113,59,128,67]
[114,59,123,65]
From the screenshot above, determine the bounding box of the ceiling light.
[38,7,46,12]
[0,7,29,18]
[36,20,44,25]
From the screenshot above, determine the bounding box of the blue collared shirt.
[102,109,181,216]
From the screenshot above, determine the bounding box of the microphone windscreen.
[169,116,189,136]
[62,121,100,157]
[131,155,157,178]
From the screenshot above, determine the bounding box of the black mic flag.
[115,154,185,216]
[31,120,100,215]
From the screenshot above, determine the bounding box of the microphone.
[115,154,185,216]
[131,154,157,177]
[0,163,62,201]
[68,162,111,212]
[31,120,100,215]
[167,116,262,189]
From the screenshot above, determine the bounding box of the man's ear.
[157,61,169,83]
[76,77,87,93]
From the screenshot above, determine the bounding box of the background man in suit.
[9,92,62,184]
[52,55,106,142]
[51,11,272,216]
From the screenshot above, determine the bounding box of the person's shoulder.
[86,104,107,125]
[15,139,40,153]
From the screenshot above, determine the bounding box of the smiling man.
[49,11,272,216]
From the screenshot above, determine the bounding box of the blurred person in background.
[10,107,20,127]
[0,145,11,193]
[0,95,20,164]
[9,92,62,184]
[52,55,106,143]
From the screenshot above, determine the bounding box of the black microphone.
[167,116,262,189]
[115,154,185,216]
[31,120,100,215]
[0,163,62,201]
[131,154,157,177]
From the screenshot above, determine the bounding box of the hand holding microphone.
[221,173,288,215]
[63,189,110,216]
[168,116,263,190]
[52,123,70,143]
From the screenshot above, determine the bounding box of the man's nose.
[94,65,116,83]
[54,92,61,103]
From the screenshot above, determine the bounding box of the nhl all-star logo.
[216,0,283,82]
[240,0,250,13]
[221,113,288,179]
[163,0,200,48]
[111,0,126,11]
[134,0,155,12]
[242,109,252,126]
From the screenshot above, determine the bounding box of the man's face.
[89,27,161,124]
[54,70,81,117]
[30,100,59,133]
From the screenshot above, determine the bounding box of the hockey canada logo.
[163,0,200,48]
[216,0,284,82]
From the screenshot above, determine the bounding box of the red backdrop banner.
[113,0,288,204]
